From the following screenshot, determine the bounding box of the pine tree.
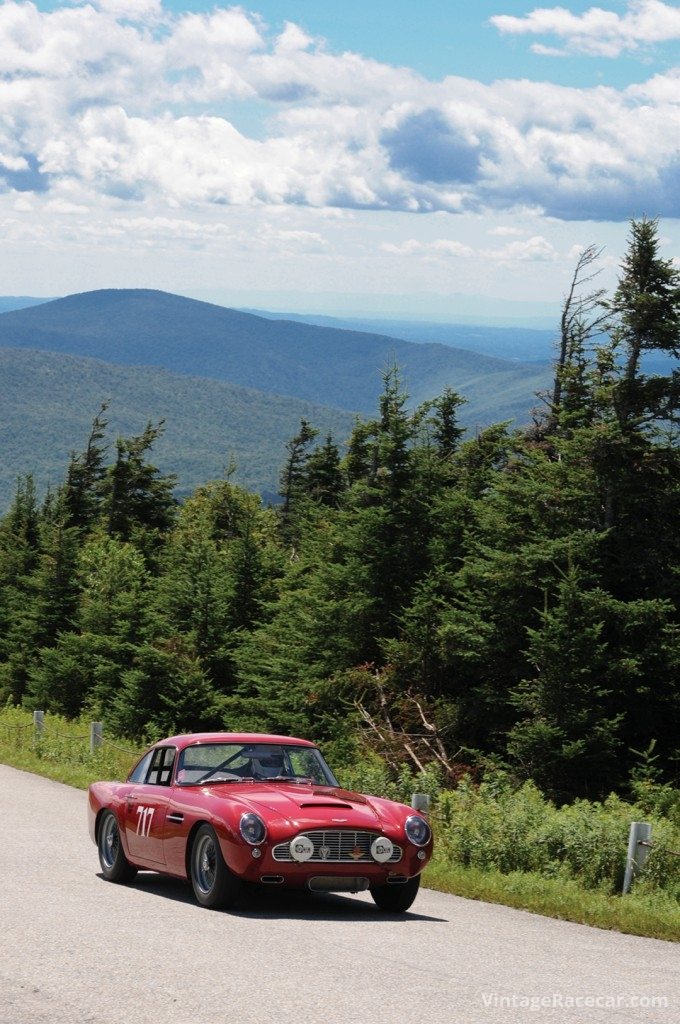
[507,567,623,800]
[103,421,177,547]
[63,404,109,529]
[607,217,680,429]
[278,419,318,544]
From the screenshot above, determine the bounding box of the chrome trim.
[273,830,402,864]
[167,813,184,824]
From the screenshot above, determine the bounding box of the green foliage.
[0,219,678,804]
[433,774,680,900]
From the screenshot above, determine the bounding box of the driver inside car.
[251,752,286,779]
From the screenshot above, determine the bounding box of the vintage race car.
[88,732,433,913]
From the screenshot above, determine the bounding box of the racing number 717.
[136,805,154,838]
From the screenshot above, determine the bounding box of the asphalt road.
[1,765,678,1024]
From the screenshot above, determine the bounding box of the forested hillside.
[0,347,357,509]
[1,220,678,802]
[0,288,551,420]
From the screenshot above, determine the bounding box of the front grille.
[272,830,402,864]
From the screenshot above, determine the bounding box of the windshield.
[175,742,339,787]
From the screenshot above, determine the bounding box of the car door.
[124,745,176,865]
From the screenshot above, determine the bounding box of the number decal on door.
[136,805,155,837]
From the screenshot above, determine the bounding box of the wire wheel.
[97,810,137,884]
[190,824,242,910]
[194,833,217,896]
[99,813,120,871]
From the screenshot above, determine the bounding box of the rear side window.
[147,746,177,786]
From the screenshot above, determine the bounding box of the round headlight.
[405,814,431,847]
[240,812,267,845]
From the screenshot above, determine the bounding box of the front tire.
[370,875,420,913]
[98,810,137,883]
[190,824,241,909]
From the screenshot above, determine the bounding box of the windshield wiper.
[255,776,314,784]
[194,776,256,786]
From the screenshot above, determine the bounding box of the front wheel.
[190,824,241,909]
[370,875,420,913]
[98,811,137,883]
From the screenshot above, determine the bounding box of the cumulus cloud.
[0,1,677,225]
[381,235,557,262]
[491,1,680,58]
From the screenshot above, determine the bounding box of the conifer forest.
[2,218,679,804]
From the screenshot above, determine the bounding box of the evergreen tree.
[507,568,624,800]
[63,404,109,529]
[278,419,318,545]
[103,421,177,547]
[607,217,680,429]
[304,434,345,507]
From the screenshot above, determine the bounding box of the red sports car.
[88,732,433,913]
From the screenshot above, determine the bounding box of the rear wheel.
[370,875,420,913]
[98,811,137,883]
[190,824,241,909]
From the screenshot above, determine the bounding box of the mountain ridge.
[0,288,552,421]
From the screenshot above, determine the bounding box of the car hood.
[227,784,402,831]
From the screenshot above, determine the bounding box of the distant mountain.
[246,308,677,377]
[0,347,357,511]
[243,309,558,363]
[0,296,51,314]
[0,289,551,424]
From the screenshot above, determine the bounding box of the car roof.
[158,732,318,749]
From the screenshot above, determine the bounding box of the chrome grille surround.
[272,829,402,864]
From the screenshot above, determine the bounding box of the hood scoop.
[299,800,354,809]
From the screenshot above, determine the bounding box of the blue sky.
[2,0,679,321]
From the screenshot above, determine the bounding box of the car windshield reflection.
[174,742,339,787]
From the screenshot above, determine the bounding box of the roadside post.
[412,793,431,815]
[622,822,652,894]
[33,709,44,746]
[90,721,103,754]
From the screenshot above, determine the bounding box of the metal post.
[622,822,652,894]
[90,721,103,754]
[411,793,431,815]
[33,710,44,746]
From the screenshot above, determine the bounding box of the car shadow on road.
[102,872,447,923]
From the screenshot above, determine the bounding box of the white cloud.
[0,0,677,231]
[381,238,474,257]
[487,235,559,261]
[491,1,680,58]
[381,235,557,262]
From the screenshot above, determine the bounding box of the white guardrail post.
[411,792,431,815]
[622,821,652,894]
[33,710,44,746]
[90,721,103,754]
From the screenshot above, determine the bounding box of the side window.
[147,747,177,786]
[128,750,153,784]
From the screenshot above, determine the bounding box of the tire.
[98,810,137,883]
[190,824,242,910]
[370,875,420,913]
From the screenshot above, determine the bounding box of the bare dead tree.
[548,243,609,430]
[352,675,460,776]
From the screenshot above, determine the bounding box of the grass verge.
[423,860,680,943]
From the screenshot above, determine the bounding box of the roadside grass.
[423,860,680,943]
[1,707,678,941]
[0,706,143,789]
